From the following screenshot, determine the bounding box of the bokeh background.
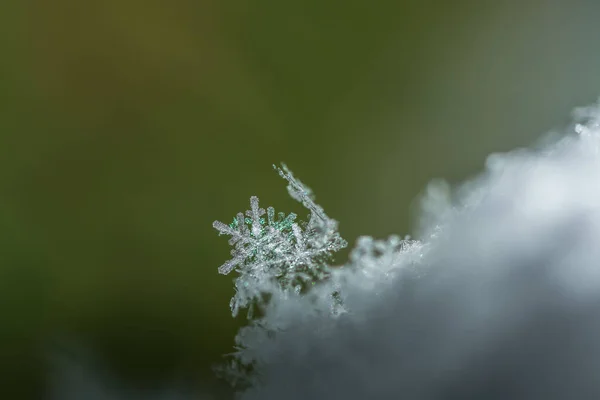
[3,0,600,398]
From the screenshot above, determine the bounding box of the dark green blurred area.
[2,0,600,397]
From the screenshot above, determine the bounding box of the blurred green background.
[2,0,600,397]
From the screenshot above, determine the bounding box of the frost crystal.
[213,164,347,317]
[347,235,422,281]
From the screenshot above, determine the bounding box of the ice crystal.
[347,235,421,280]
[213,164,347,317]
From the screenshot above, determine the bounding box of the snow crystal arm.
[246,196,265,237]
[273,164,330,223]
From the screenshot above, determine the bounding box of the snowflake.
[213,164,347,317]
